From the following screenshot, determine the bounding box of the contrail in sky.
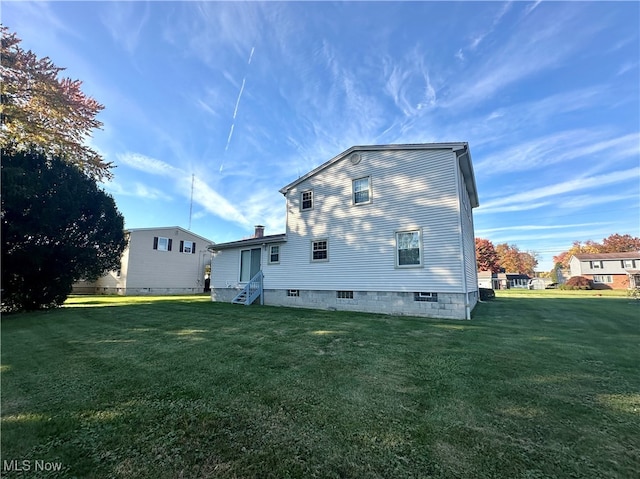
[222,47,255,161]
[232,78,246,120]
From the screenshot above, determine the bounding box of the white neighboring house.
[211,143,479,320]
[569,252,640,289]
[74,227,214,295]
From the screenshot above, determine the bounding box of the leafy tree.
[495,243,539,276]
[600,234,640,253]
[552,251,570,270]
[475,238,501,273]
[519,251,539,276]
[553,235,640,268]
[1,26,111,180]
[1,149,126,312]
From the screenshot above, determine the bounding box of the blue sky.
[4,1,639,271]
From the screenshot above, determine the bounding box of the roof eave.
[279,142,471,196]
[211,234,287,251]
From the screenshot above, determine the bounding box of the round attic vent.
[350,153,361,165]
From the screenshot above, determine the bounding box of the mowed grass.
[1,291,639,478]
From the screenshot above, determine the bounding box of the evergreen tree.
[1,150,126,312]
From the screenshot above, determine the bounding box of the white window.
[311,239,328,262]
[287,289,300,297]
[269,245,280,264]
[591,261,602,269]
[301,190,313,211]
[352,177,371,205]
[396,230,422,267]
[593,275,613,284]
[180,240,195,254]
[154,236,171,251]
[624,260,634,268]
[414,292,438,302]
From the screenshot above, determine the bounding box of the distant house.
[569,252,640,289]
[74,227,214,295]
[211,143,479,320]
[477,271,536,289]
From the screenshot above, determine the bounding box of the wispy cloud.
[186,176,249,226]
[383,51,437,119]
[476,131,640,174]
[116,152,249,226]
[116,153,178,176]
[478,167,640,214]
[524,1,543,16]
[477,222,613,236]
[444,5,604,110]
[469,1,513,50]
[104,181,168,201]
[101,2,150,55]
[617,61,637,76]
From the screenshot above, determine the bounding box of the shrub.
[560,276,593,290]
[479,288,496,300]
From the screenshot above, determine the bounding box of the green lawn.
[1,291,639,478]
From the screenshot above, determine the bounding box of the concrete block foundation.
[211,287,477,320]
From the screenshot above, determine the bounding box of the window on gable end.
[301,190,313,211]
[154,236,171,252]
[180,240,195,254]
[352,176,371,205]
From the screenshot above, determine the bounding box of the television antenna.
[188,174,194,230]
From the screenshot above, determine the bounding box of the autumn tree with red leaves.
[475,238,501,273]
[600,234,640,253]
[0,26,111,179]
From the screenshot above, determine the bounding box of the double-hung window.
[153,236,172,251]
[311,239,328,262]
[180,240,195,254]
[301,190,313,211]
[269,245,280,264]
[396,230,422,267]
[352,177,371,205]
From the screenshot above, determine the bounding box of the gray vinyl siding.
[570,256,640,276]
[269,148,466,292]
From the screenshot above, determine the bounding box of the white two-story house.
[74,226,214,295]
[210,143,479,319]
[569,252,640,289]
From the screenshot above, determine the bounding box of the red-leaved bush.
[561,276,593,290]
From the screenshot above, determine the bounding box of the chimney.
[254,225,265,238]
